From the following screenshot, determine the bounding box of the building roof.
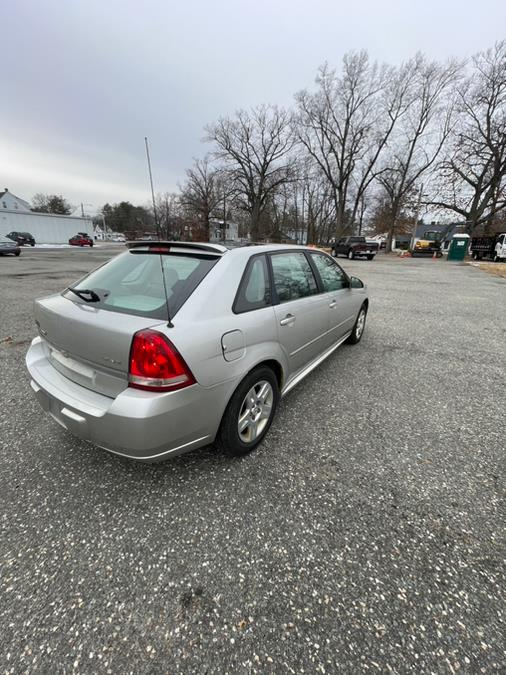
[0,188,32,210]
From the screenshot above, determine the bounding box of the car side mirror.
[350,276,364,289]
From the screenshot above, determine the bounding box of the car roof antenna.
[158,253,174,328]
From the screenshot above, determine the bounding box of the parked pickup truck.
[470,234,506,262]
[332,236,379,260]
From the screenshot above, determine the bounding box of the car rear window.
[65,250,219,319]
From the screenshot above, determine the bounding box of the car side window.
[234,255,270,313]
[271,252,318,303]
[310,253,347,292]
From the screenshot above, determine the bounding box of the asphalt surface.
[1,247,505,674]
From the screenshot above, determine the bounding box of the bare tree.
[155,192,183,239]
[430,42,506,233]
[205,105,295,240]
[295,52,406,239]
[180,157,222,241]
[377,54,461,251]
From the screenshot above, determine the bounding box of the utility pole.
[411,183,424,249]
[144,136,160,239]
[80,202,85,217]
[222,191,227,244]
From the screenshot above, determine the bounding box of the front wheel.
[346,304,367,345]
[15,251,20,257]
[217,366,279,457]
[367,255,374,261]
[348,250,354,260]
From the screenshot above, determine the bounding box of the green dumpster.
[447,233,470,262]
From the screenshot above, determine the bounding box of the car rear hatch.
[34,242,224,398]
[34,296,165,397]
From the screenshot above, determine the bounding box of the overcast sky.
[1,0,505,214]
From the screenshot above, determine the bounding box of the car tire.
[367,255,374,261]
[217,365,279,457]
[346,304,367,345]
[15,251,20,257]
[348,250,354,260]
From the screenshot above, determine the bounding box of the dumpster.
[447,233,470,262]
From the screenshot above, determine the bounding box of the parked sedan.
[6,231,35,246]
[69,233,94,247]
[26,242,368,462]
[0,235,21,256]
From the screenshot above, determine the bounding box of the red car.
[69,233,94,247]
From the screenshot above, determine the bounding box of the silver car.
[26,242,368,461]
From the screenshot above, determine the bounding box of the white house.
[209,219,240,243]
[0,188,32,212]
[0,188,93,244]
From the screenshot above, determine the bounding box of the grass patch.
[472,262,506,280]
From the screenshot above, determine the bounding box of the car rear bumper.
[26,336,232,462]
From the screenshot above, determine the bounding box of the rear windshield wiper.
[67,287,101,303]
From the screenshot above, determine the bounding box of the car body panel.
[34,294,165,397]
[273,294,329,374]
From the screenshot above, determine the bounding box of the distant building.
[0,188,31,212]
[0,188,93,244]
[209,219,240,243]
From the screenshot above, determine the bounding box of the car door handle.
[329,300,337,309]
[279,314,296,326]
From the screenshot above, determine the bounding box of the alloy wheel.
[237,380,274,444]
[355,309,366,339]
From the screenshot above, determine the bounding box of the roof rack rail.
[126,240,228,254]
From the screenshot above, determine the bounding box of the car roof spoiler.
[126,240,228,255]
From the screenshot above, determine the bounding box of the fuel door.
[221,330,245,362]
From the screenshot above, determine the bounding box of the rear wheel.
[348,249,354,260]
[346,304,367,345]
[367,254,374,261]
[14,251,20,257]
[217,366,279,457]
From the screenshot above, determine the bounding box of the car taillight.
[128,329,195,392]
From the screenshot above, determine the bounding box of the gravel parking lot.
[1,247,505,674]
